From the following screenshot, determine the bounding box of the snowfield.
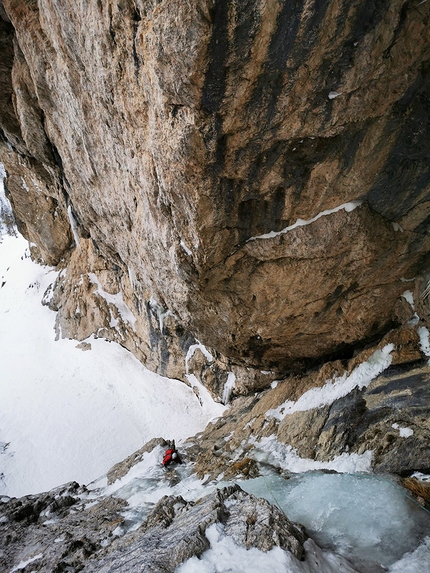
[0,233,225,497]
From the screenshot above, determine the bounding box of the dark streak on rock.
[201,1,230,115]
[247,0,306,124]
[366,62,430,227]
[132,7,142,80]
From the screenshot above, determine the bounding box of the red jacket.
[162,448,182,466]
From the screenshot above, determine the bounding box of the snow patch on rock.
[267,344,394,421]
[248,201,363,242]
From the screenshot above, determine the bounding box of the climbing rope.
[260,471,285,514]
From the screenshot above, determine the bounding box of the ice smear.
[67,205,81,251]
[422,280,430,300]
[239,472,430,572]
[0,165,16,238]
[250,436,373,473]
[185,342,214,373]
[89,272,136,329]
[99,446,211,535]
[267,344,394,421]
[148,297,174,333]
[86,444,229,537]
[247,201,362,242]
[401,290,415,308]
[128,266,136,288]
[177,523,359,573]
[180,240,192,256]
[221,372,236,405]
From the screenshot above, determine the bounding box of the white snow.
[400,427,414,438]
[250,436,373,474]
[412,472,430,482]
[418,326,430,363]
[9,553,43,572]
[177,524,359,573]
[247,201,362,242]
[89,272,137,329]
[328,91,341,99]
[392,423,414,438]
[267,344,394,421]
[0,234,224,497]
[392,222,404,232]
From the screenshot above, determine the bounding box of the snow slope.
[0,233,225,497]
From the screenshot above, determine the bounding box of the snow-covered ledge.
[247,201,363,242]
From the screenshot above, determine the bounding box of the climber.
[162,441,182,467]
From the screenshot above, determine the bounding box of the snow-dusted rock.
[0,480,330,573]
[188,336,430,479]
[83,486,308,572]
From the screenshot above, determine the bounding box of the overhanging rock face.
[0,0,429,372]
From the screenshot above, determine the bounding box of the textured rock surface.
[0,0,429,379]
[84,486,308,572]
[188,326,430,479]
[0,481,128,573]
[0,481,310,573]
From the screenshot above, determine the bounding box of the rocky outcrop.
[0,481,128,573]
[0,0,429,386]
[3,479,348,573]
[188,326,430,479]
[83,486,308,572]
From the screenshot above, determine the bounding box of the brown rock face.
[0,0,429,374]
[188,331,430,480]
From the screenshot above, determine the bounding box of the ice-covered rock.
[240,472,430,572]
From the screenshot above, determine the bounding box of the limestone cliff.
[0,0,429,395]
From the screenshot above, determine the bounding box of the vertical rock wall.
[0,0,429,392]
